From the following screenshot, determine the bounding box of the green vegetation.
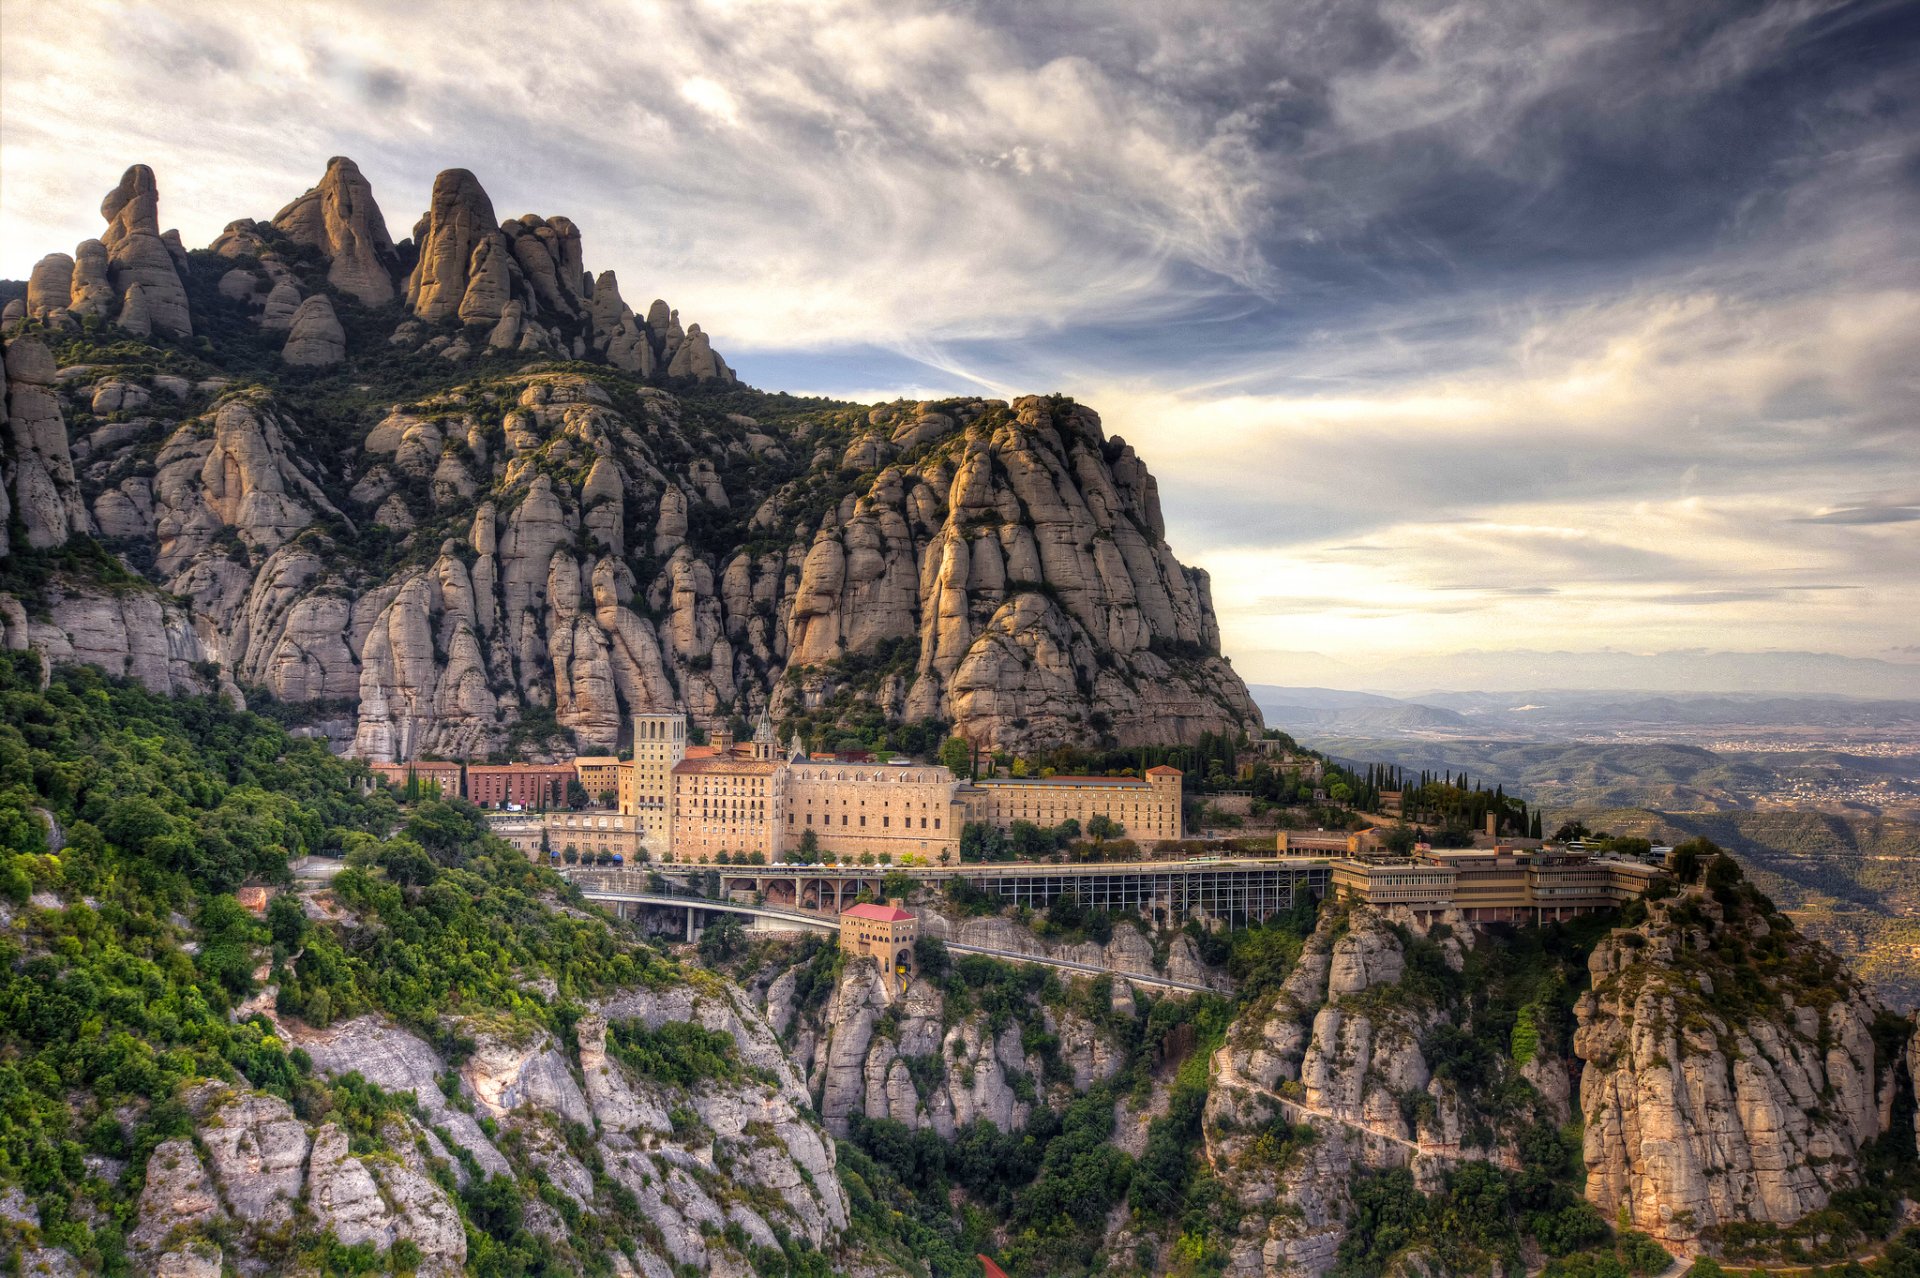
[0,652,693,1273]
[605,1019,743,1087]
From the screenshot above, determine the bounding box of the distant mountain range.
[1243,648,1920,698]
[1252,685,1920,739]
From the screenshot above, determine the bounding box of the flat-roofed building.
[491,810,657,864]
[1277,829,1363,856]
[963,766,1182,841]
[1331,857,1456,911]
[543,810,648,862]
[785,761,964,863]
[465,764,571,810]
[839,900,918,996]
[1331,846,1665,923]
[573,757,622,805]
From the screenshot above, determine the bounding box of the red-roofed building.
[840,899,918,995]
[465,764,572,810]
[669,717,785,862]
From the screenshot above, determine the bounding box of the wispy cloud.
[1,0,1914,683]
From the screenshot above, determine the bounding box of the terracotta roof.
[843,903,914,922]
[979,775,1148,787]
[1145,765,1183,777]
[672,757,782,776]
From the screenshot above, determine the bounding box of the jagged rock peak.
[98,163,193,337]
[272,156,398,307]
[1575,880,1894,1252]
[406,167,500,322]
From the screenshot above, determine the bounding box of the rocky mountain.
[0,159,1258,756]
[1576,879,1901,1255]
[7,649,1920,1277]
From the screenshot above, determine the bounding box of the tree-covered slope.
[0,652,860,1277]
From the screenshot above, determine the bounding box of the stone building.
[785,760,965,863]
[617,712,687,818]
[572,756,622,805]
[838,900,918,995]
[668,715,784,862]
[369,759,463,795]
[961,766,1182,842]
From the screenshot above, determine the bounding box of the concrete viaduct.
[564,855,1331,926]
[564,880,1225,993]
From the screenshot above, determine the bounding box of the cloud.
[0,0,1914,682]
[1800,504,1920,524]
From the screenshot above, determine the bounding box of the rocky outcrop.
[3,164,1251,754]
[281,294,346,366]
[779,927,1140,1145]
[98,165,192,337]
[1205,906,1553,1275]
[406,168,498,323]
[67,239,115,320]
[1575,884,1896,1253]
[25,253,74,319]
[270,156,398,307]
[4,335,91,547]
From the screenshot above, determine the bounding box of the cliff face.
[120,981,860,1278]
[1574,884,1900,1253]
[758,911,1198,1141]
[1201,905,1563,1275]
[2,160,1258,755]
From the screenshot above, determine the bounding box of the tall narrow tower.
[621,713,688,855]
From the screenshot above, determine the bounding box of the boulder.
[281,294,347,366]
[26,253,74,318]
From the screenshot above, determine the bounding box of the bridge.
[565,882,1221,993]
[564,855,1331,926]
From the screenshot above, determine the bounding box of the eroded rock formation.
[1575,884,1897,1252]
[2,159,1244,755]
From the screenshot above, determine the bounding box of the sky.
[3,0,1917,690]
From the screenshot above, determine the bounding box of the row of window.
[788,812,943,829]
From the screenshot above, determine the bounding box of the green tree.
[699,916,746,964]
[267,892,309,951]
[939,737,973,778]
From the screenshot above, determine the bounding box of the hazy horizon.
[4,0,1915,680]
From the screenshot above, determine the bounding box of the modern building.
[839,899,918,995]
[572,757,622,805]
[1330,846,1666,923]
[961,766,1183,842]
[465,764,572,809]
[1277,829,1366,856]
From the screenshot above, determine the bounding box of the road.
[569,885,1221,993]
